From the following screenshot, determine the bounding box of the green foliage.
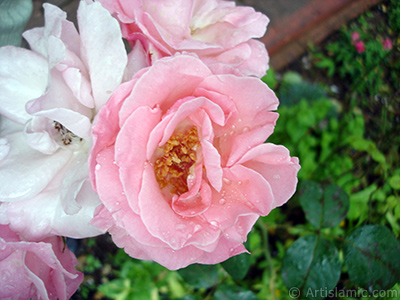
[214,285,258,300]
[343,225,400,291]
[299,181,349,229]
[282,235,341,300]
[177,264,219,289]
[221,253,251,281]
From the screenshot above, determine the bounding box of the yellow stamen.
[154,127,200,195]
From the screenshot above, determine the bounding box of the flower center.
[54,121,82,145]
[154,127,200,195]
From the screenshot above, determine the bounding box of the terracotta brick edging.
[261,0,383,71]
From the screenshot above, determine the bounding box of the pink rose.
[0,225,82,300]
[354,40,366,54]
[89,54,300,270]
[351,31,360,42]
[382,37,393,50]
[98,0,269,77]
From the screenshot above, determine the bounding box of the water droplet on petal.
[210,220,219,227]
[242,126,249,133]
[95,164,101,171]
[223,178,231,185]
[193,224,202,233]
[219,198,226,205]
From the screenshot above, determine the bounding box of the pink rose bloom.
[351,31,360,42]
[97,0,269,77]
[382,37,393,50]
[354,40,365,53]
[89,54,300,270]
[0,225,82,300]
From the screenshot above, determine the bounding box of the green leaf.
[261,68,277,89]
[99,279,131,300]
[178,264,219,289]
[389,175,400,190]
[343,225,400,291]
[214,284,258,300]
[179,296,202,300]
[282,235,341,300]
[347,184,377,221]
[299,181,349,229]
[221,253,251,280]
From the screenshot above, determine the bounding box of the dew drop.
[210,220,219,227]
[223,178,231,185]
[95,164,101,171]
[219,198,226,205]
[238,181,242,185]
[193,224,202,233]
[242,126,249,133]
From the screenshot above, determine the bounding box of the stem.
[257,221,276,300]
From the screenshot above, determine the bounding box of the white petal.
[62,67,95,108]
[32,108,92,141]
[0,116,25,136]
[26,68,92,119]
[60,146,91,215]
[2,178,102,240]
[0,138,10,161]
[24,117,59,155]
[0,46,48,124]
[78,1,127,111]
[0,131,71,202]
[23,3,66,58]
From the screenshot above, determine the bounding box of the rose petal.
[77,0,127,111]
[0,47,48,124]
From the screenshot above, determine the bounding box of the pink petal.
[118,55,212,124]
[240,143,300,207]
[116,105,162,214]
